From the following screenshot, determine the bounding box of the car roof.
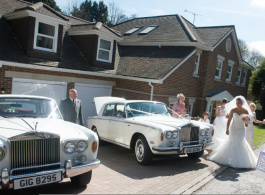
[0,95,54,101]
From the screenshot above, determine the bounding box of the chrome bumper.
[0,159,100,190]
[152,141,214,152]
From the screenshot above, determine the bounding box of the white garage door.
[12,78,67,106]
[75,83,112,126]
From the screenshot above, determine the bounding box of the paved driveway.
[4,144,221,194]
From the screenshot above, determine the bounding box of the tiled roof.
[112,14,234,47]
[205,87,226,97]
[69,22,121,37]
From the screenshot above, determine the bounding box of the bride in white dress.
[208,96,257,168]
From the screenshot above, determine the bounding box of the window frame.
[241,70,247,86]
[236,69,242,85]
[215,59,223,80]
[226,38,232,52]
[33,19,59,53]
[226,64,233,82]
[193,53,201,75]
[96,37,114,63]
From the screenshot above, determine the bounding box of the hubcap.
[135,139,144,162]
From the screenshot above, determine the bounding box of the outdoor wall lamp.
[1,87,6,94]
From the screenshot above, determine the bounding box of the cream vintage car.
[0,95,100,190]
[87,97,214,165]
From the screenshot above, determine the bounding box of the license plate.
[14,172,61,190]
[184,146,202,154]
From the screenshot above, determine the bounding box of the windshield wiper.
[15,115,38,118]
[152,111,160,114]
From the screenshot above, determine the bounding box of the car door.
[96,103,115,139]
[108,104,127,145]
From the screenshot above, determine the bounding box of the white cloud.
[251,0,265,8]
[198,6,265,19]
[248,41,265,56]
[150,9,166,16]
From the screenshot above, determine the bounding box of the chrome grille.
[11,138,60,175]
[180,125,199,143]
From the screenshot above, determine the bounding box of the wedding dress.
[211,106,229,150]
[208,96,258,168]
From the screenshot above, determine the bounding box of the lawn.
[254,125,265,148]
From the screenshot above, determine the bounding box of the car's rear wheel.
[135,135,153,165]
[70,170,92,186]
[187,150,204,159]
[92,127,105,145]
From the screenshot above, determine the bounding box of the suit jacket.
[59,97,84,126]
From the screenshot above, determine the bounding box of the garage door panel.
[75,83,112,127]
[12,78,67,106]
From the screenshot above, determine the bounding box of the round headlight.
[172,131,178,139]
[166,131,172,139]
[0,148,5,161]
[205,129,210,136]
[76,141,88,152]
[201,130,205,136]
[64,142,76,154]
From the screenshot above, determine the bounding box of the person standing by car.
[172,93,186,118]
[200,112,210,124]
[59,89,84,126]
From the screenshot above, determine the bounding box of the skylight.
[124,26,142,35]
[138,25,159,35]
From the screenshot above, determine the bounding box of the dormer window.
[97,38,113,63]
[124,26,142,35]
[139,25,159,35]
[34,19,58,53]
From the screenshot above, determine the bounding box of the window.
[193,53,200,75]
[103,104,115,116]
[242,70,247,86]
[226,38,232,52]
[97,38,113,63]
[215,60,223,79]
[34,20,58,52]
[226,64,233,82]
[114,104,126,118]
[124,26,142,35]
[236,69,242,85]
[138,25,159,34]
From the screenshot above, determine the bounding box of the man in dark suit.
[59,89,84,126]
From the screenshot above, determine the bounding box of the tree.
[260,83,265,115]
[106,1,137,26]
[238,39,264,67]
[23,0,61,12]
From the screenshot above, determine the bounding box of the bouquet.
[241,114,251,127]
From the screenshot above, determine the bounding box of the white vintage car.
[87,97,214,165]
[0,95,100,190]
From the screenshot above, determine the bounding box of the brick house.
[0,0,254,124]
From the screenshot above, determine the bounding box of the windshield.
[0,97,61,119]
[126,102,171,118]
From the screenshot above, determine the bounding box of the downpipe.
[148,81,154,101]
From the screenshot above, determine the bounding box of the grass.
[254,125,265,148]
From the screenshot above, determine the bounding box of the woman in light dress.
[200,112,210,124]
[211,98,229,150]
[172,93,186,118]
[246,103,265,149]
[208,96,257,168]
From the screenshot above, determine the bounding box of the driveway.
[4,144,221,194]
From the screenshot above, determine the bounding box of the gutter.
[148,82,154,101]
[0,60,161,84]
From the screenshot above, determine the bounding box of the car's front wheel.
[135,135,153,165]
[187,150,204,159]
[92,127,105,145]
[70,170,92,186]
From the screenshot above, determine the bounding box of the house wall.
[8,17,63,61]
[70,34,116,70]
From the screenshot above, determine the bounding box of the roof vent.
[124,26,142,35]
[138,25,159,35]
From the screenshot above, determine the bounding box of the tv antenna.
[184,10,203,25]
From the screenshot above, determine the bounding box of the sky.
[55,0,265,55]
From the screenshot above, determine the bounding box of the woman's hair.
[177,93,185,101]
[249,103,256,110]
[221,98,228,104]
[202,111,210,118]
[236,97,243,103]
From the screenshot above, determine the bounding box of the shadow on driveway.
[98,143,209,180]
